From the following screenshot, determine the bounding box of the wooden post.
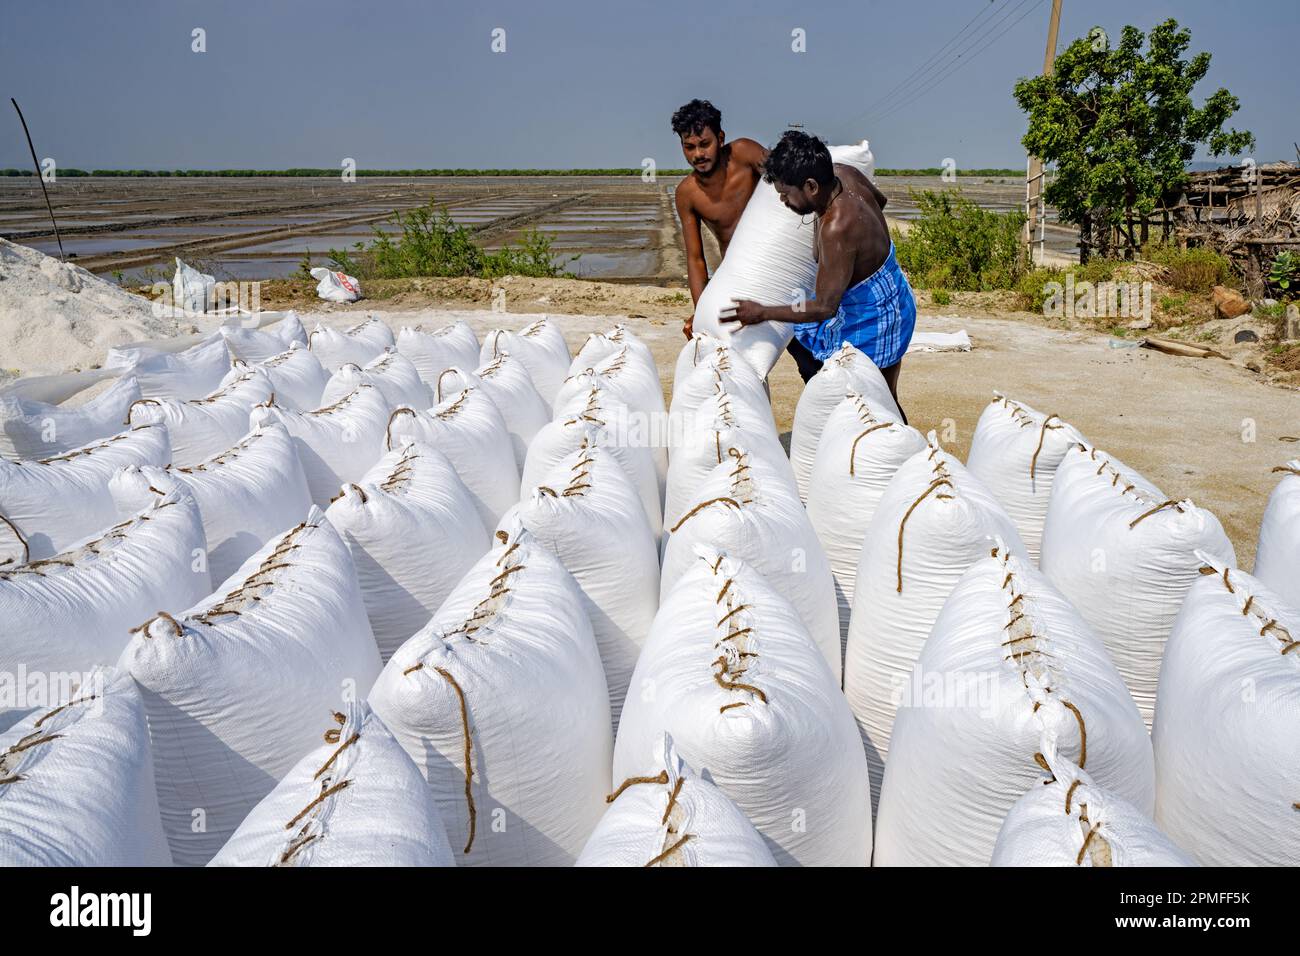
[1024,0,1064,257]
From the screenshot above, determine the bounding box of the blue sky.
[1,0,1294,169]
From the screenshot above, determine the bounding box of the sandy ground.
[271,275,1299,567]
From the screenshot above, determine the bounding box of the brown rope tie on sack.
[1075,816,1104,866]
[435,368,461,403]
[123,397,161,425]
[434,666,477,854]
[1064,779,1083,815]
[1273,465,1300,477]
[606,770,669,803]
[896,478,953,593]
[670,497,742,534]
[645,833,693,867]
[284,778,352,831]
[1029,414,1061,487]
[1128,499,1183,529]
[849,423,894,477]
[0,513,29,567]
[384,407,417,451]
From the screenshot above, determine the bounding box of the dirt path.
[265,276,1298,565]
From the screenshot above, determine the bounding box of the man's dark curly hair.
[671,99,723,138]
[763,130,834,188]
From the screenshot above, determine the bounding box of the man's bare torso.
[813,163,892,287]
[675,138,766,256]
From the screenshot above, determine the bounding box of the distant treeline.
[0,166,1024,178]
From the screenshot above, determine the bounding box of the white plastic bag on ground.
[104,333,232,401]
[790,343,902,501]
[173,257,216,313]
[662,448,841,680]
[522,389,662,538]
[481,317,572,406]
[577,732,776,867]
[127,367,272,468]
[249,383,391,507]
[875,546,1154,867]
[1254,460,1299,606]
[615,547,872,866]
[384,387,518,529]
[308,316,392,371]
[0,489,211,716]
[120,508,383,865]
[664,387,793,534]
[249,342,328,413]
[325,440,490,661]
[992,764,1194,867]
[436,354,548,471]
[844,434,1027,806]
[321,349,430,411]
[0,422,170,566]
[209,701,454,867]
[965,393,1087,563]
[510,444,660,724]
[0,375,141,459]
[1152,556,1300,866]
[396,321,480,386]
[692,141,875,377]
[0,667,172,866]
[369,533,612,866]
[219,312,307,363]
[108,422,312,586]
[1039,442,1236,726]
[310,267,362,303]
[807,392,927,649]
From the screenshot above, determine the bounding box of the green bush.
[893,189,1027,291]
[931,289,951,305]
[1141,243,1233,293]
[326,201,574,280]
[1014,259,1124,312]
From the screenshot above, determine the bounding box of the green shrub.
[1014,259,1125,312]
[931,289,951,305]
[1142,243,1233,293]
[893,189,1027,291]
[327,201,574,280]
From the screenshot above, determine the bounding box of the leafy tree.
[1014,18,1254,262]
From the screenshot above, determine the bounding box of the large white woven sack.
[384,386,518,529]
[219,311,307,363]
[127,367,272,468]
[0,422,171,567]
[1152,556,1300,866]
[667,346,773,443]
[557,346,669,427]
[790,343,902,502]
[120,508,383,866]
[807,392,927,650]
[209,700,454,867]
[104,333,232,401]
[249,383,391,507]
[1039,442,1236,726]
[875,545,1154,867]
[321,349,430,412]
[553,381,669,509]
[509,444,659,724]
[369,533,612,866]
[0,667,172,866]
[844,434,1027,806]
[1254,460,1299,606]
[571,325,657,379]
[523,393,662,538]
[308,316,393,372]
[662,448,841,681]
[992,764,1194,867]
[692,141,875,377]
[325,440,490,662]
[108,422,312,586]
[395,321,480,386]
[671,333,727,394]
[577,732,776,867]
[0,489,210,719]
[436,354,548,471]
[247,341,329,413]
[481,316,572,406]
[965,394,1087,563]
[664,387,793,534]
[615,547,872,866]
[0,375,141,459]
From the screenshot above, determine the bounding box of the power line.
[864,0,1047,128]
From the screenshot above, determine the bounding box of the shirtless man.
[721,130,915,420]
[670,99,767,338]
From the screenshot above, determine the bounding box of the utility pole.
[1025,0,1063,264]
